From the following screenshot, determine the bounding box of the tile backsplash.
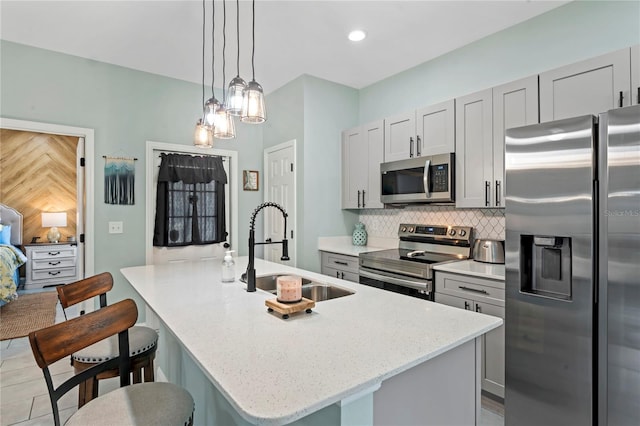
[359,206,505,240]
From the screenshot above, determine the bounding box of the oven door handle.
[359,269,429,291]
[423,159,431,199]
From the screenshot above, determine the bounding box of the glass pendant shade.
[194,119,213,147]
[241,80,266,123]
[203,97,221,128]
[227,76,247,116]
[213,106,236,139]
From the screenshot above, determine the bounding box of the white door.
[147,144,236,265]
[76,137,85,281]
[264,141,296,266]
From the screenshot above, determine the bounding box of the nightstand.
[24,243,78,290]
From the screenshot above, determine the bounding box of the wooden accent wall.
[0,129,78,244]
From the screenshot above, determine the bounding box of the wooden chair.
[29,299,193,426]
[57,272,158,407]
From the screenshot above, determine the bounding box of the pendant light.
[194,0,213,147]
[203,0,221,130]
[226,0,246,116]
[213,0,236,139]
[241,0,266,123]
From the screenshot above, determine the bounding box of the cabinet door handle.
[334,261,349,266]
[341,272,345,279]
[409,137,414,158]
[48,251,61,256]
[48,271,61,276]
[464,301,470,310]
[495,180,501,206]
[336,271,340,278]
[459,285,489,295]
[485,181,491,207]
[637,87,639,105]
[362,190,366,208]
[475,304,481,313]
[619,90,624,108]
[416,135,421,157]
[48,261,61,266]
[357,190,361,208]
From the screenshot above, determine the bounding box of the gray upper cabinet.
[632,45,640,105]
[492,76,539,207]
[384,100,456,162]
[539,47,631,122]
[384,111,416,162]
[455,88,493,208]
[457,77,538,208]
[341,120,384,209]
[416,99,456,156]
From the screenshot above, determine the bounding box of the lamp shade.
[194,119,213,148]
[213,106,236,139]
[241,80,266,123]
[227,76,247,116]
[41,212,67,228]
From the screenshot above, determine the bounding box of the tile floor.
[1,290,505,426]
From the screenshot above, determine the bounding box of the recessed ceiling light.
[348,30,366,42]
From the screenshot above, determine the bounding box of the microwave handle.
[423,159,431,198]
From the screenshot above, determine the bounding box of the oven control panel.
[398,224,473,243]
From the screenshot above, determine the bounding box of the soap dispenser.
[221,250,236,282]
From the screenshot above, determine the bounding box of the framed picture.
[243,170,259,191]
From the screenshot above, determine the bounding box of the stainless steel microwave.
[380,153,455,205]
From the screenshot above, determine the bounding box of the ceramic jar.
[352,222,368,246]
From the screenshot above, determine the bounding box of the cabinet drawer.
[32,257,77,270]
[31,267,77,282]
[322,266,359,283]
[436,271,504,306]
[321,252,359,273]
[30,246,76,260]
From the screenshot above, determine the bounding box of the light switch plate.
[108,221,123,234]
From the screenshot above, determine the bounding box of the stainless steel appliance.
[472,239,505,264]
[380,153,455,205]
[359,223,473,300]
[505,105,640,426]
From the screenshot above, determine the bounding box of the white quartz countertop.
[121,257,502,425]
[317,236,396,257]
[433,259,505,281]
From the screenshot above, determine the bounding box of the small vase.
[352,222,368,246]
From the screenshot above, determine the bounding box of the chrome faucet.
[241,202,290,292]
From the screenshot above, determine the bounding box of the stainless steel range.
[359,224,474,300]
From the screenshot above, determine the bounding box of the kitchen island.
[121,257,502,425]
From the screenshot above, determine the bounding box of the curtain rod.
[158,154,227,161]
[103,155,138,161]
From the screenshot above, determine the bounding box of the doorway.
[263,140,297,266]
[0,118,95,283]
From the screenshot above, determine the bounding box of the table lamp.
[42,212,67,243]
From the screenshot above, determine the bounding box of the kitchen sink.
[301,284,354,301]
[254,274,354,302]
[255,274,313,292]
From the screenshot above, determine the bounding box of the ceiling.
[1,1,569,94]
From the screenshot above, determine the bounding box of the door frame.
[263,139,297,267]
[0,117,95,280]
[144,141,239,265]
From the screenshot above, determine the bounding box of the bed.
[1,203,27,304]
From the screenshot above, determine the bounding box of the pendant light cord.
[222,0,227,102]
[236,0,240,77]
[201,0,206,107]
[211,0,215,98]
[251,0,255,80]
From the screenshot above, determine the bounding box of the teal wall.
[264,75,359,272]
[359,0,640,122]
[0,40,265,309]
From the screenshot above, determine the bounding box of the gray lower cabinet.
[320,251,359,283]
[435,271,505,398]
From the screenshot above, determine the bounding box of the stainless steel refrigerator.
[504,104,640,426]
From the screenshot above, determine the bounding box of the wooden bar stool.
[29,299,193,426]
[57,272,158,408]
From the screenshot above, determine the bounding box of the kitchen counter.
[433,259,505,281]
[122,257,502,425]
[317,236,396,257]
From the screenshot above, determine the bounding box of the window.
[153,153,227,246]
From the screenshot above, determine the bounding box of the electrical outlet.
[108,221,123,234]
